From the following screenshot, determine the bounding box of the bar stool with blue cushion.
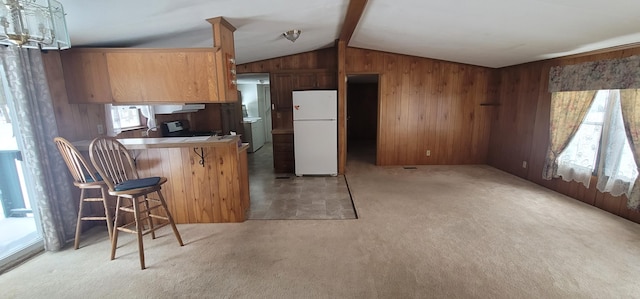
[89,136,183,270]
[54,137,113,250]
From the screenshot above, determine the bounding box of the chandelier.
[0,0,70,50]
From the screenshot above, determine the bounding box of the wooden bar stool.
[89,136,183,270]
[53,137,113,249]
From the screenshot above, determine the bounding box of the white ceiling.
[62,0,640,68]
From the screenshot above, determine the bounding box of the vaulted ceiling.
[63,0,640,68]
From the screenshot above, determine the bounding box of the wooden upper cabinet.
[106,50,218,103]
[208,17,238,102]
[60,50,113,103]
[59,16,239,104]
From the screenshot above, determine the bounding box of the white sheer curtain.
[137,105,156,131]
[104,104,121,137]
[596,90,638,197]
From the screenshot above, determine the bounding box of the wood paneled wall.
[42,51,107,224]
[488,46,640,224]
[346,48,494,165]
[236,47,337,73]
[134,144,248,223]
[42,51,105,141]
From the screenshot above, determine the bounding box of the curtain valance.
[549,55,640,92]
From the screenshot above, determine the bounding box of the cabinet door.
[60,50,113,103]
[272,133,294,173]
[106,51,218,103]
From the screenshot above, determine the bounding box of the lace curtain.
[620,89,640,209]
[596,90,637,199]
[0,47,76,250]
[555,90,639,207]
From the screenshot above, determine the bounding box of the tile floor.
[246,143,357,220]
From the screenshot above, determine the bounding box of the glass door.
[0,75,43,272]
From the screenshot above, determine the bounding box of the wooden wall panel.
[237,47,337,73]
[346,47,494,165]
[135,146,246,224]
[43,51,107,226]
[489,45,640,224]
[43,51,105,142]
[488,62,543,178]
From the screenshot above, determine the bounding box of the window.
[557,90,638,197]
[110,106,142,130]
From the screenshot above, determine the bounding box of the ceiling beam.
[338,0,368,44]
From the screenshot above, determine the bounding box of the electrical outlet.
[522,161,527,168]
[96,124,104,135]
[426,150,431,157]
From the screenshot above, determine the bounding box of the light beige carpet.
[1,159,639,298]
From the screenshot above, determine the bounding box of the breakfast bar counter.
[74,136,250,223]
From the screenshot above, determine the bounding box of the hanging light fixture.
[282,29,301,43]
[0,0,70,50]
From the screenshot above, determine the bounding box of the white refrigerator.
[293,90,338,176]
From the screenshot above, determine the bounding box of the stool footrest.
[83,197,105,202]
[117,222,170,236]
[80,216,108,221]
[119,203,163,214]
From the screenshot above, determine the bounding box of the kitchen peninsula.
[74,135,250,223]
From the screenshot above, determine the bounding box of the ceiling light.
[0,0,70,50]
[282,29,301,43]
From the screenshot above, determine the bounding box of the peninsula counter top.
[73,135,241,150]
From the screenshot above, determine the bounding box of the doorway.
[236,73,274,173]
[0,86,43,272]
[347,74,380,165]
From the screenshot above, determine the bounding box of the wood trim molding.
[339,0,368,43]
[206,16,237,32]
[62,48,216,53]
[556,42,640,60]
[338,40,347,174]
[271,68,335,74]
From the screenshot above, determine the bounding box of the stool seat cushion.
[115,177,161,191]
[84,172,103,183]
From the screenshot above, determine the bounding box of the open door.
[346,74,380,165]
